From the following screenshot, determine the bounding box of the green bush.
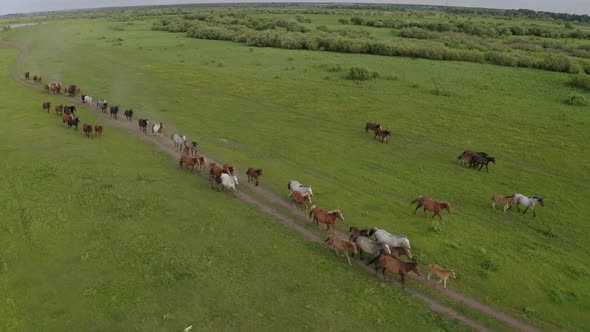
[348,66,372,80]
[337,18,349,25]
[572,75,590,91]
[399,27,436,39]
[538,54,576,73]
[564,93,588,106]
[326,64,342,72]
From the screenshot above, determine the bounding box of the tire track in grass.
[1,40,544,332]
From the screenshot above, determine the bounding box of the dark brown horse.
[374,128,392,143]
[411,196,452,225]
[94,124,103,137]
[309,205,344,232]
[246,168,263,186]
[24,72,30,80]
[368,254,420,289]
[82,124,93,138]
[349,226,370,241]
[365,122,382,133]
[42,102,51,113]
[55,104,63,116]
[469,154,496,172]
[209,162,224,187]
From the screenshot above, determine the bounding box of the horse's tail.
[308,205,316,218]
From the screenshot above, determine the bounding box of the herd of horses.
[30,71,545,291]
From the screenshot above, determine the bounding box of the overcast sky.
[1,0,589,16]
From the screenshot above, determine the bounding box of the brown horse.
[33,75,42,83]
[289,190,311,212]
[209,163,224,186]
[246,168,263,186]
[63,114,72,126]
[179,155,199,172]
[457,150,474,166]
[365,122,382,133]
[368,254,420,289]
[223,164,236,176]
[324,233,358,266]
[492,194,514,212]
[349,226,370,241]
[309,205,344,232]
[94,125,103,137]
[82,124,93,138]
[55,104,63,115]
[42,102,51,113]
[374,128,392,143]
[195,155,206,171]
[24,72,30,80]
[411,196,452,225]
[43,84,50,93]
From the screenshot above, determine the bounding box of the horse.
[110,106,119,119]
[368,254,420,289]
[195,155,206,171]
[288,180,313,202]
[390,246,413,261]
[33,75,42,83]
[427,264,456,290]
[491,194,514,212]
[457,150,474,166]
[179,155,199,172]
[349,226,370,241]
[246,168,263,186]
[96,100,108,113]
[81,95,87,103]
[374,128,392,143]
[218,173,237,192]
[138,119,148,133]
[24,72,30,80]
[43,84,50,93]
[353,235,391,261]
[55,104,63,115]
[42,102,51,113]
[324,233,358,266]
[171,133,187,151]
[369,227,412,257]
[209,163,225,187]
[289,190,312,212]
[67,85,77,96]
[83,95,92,104]
[82,124,93,138]
[152,122,164,136]
[411,196,452,225]
[223,164,236,176]
[365,122,382,133]
[63,114,72,126]
[94,125,103,137]
[124,109,133,121]
[183,141,198,156]
[512,193,545,217]
[309,205,344,232]
[67,117,80,130]
[469,154,496,172]
[64,105,76,116]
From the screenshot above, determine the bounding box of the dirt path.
[1,40,545,332]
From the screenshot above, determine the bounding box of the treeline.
[345,17,590,39]
[447,8,590,24]
[152,17,589,74]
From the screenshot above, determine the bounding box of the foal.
[289,191,312,212]
[491,195,514,212]
[427,264,456,289]
[324,233,358,266]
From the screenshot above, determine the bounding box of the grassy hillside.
[2,10,590,331]
[0,47,467,331]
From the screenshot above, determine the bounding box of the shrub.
[486,52,518,67]
[564,93,588,106]
[399,27,436,39]
[572,75,590,91]
[538,54,576,73]
[326,64,342,72]
[338,18,349,25]
[348,66,371,80]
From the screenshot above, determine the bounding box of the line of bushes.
[347,17,590,40]
[152,19,585,74]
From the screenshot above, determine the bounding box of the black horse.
[138,119,149,133]
[67,117,80,130]
[110,106,119,119]
[124,109,134,121]
[24,72,30,80]
[469,153,496,172]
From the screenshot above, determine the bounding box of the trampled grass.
[0,47,467,331]
[2,10,590,331]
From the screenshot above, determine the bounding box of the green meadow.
[0,46,467,331]
[2,5,590,331]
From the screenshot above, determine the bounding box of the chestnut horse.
[82,124,93,138]
[246,168,263,186]
[42,102,51,113]
[209,163,224,187]
[179,155,199,172]
[491,194,514,212]
[55,104,63,115]
[411,196,452,225]
[289,190,311,212]
[368,254,420,289]
[94,125,103,137]
[309,205,344,232]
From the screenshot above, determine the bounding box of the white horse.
[288,180,313,202]
[152,122,164,136]
[171,133,187,151]
[83,95,92,104]
[369,227,411,257]
[219,173,238,191]
[353,236,391,261]
[512,193,545,217]
[96,99,107,110]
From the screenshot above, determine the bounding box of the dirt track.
[0,40,544,332]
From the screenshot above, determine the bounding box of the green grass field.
[1,7,590,331]
[0,47,469,331]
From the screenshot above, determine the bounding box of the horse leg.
[413,205,421,215]
[345,252,352,266]
[400,274,406,289]
[522,206,529,215]
[485,164,489,172]
[515,203,520,212]
[532,207,536,217]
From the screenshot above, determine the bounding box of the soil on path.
[0,40,544,332]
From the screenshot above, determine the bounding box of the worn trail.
[0,40,544,332]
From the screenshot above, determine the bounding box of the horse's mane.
[327,209,341,214]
